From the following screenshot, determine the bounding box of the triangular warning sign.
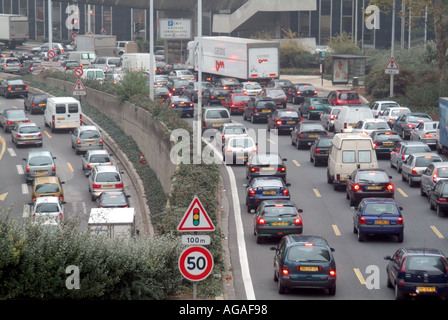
[177,196,215,232]
[385,57,399,70]
[73,78,86,91]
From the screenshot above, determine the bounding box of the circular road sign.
[74,67,83,78]
[47,49,56,59]
[178,246,213,282]
[70,31,79,42]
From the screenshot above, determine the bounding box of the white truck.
[121,53,155,73]
[88,208,136,239]
[75,34,117,57]
[0,14,29,49]
[186,36,280,84]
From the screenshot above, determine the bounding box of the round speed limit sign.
[178,246,213,282]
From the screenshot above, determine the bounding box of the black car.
[288,83,317,104]
[384,247,448,300]
[258,88,288,108]
[428,179,448,217]
[182,82,213,102]
[243,97,277,123]
[61,60,80,71]
[370,131,402,158]
[24,93,49,114]
[204,87,230,105]
[291,121,328,149]
[96,191,131,208]
[244,177,291,213]
[163,95,194,118]
[246,153,287,182]
[0,78,29,98]
[214,77,241,91]
[309,136,333,166]
[271,235,336,295]
[154,86,171,103]
[345,168,394,206]
[267,109,300,134]
[167,79,190,95]
[393,112,433,140]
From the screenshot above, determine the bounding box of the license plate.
[299,266,318,272]
[16,87,22,90]
[263,190,276,195]
[375,220,389,224]
[383,142,394,146]
[275,101,282,104]
[367,186,382,190]
[309,134,318,138]
[261,167,274,171]
[36,170,47,174]
[180,102,185,106]
[272,221,288,226]
[237,155,247,159]
[57,117,65,120]
[38,103,46,106]
[287,121,296,124]
[262,109,271,113]
[26,136,34,138]
[103,185,114,188]
[86,140,95,143]
[212,123,222,127]
[218,97,225,100]
[417,286,436,293]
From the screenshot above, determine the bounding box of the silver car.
[71,125,103,154]
[11,123,43,147]
[88,165,124,201]
[223,136,257,165]
[401,152,442,187]
[390,141,431,173]
[420,161,448,197]
[23,151,56,183]
[81,149,114,176]
[0,57,21,73]
[30,196,65,228]
[410,121,439,148]
[320,106,341,132]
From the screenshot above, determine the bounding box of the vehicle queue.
[0,43,448,300]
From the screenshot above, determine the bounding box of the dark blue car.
[352,198,404,242]
[163,95,194,118]
[244,177,290,213]
[384,247,448,300]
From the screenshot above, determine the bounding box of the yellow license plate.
[287,121,296,124]
[383,142,394,146]
[275,101,282,104]
[417,287,436,293]
[262,109,271,113]
[309,134,318,138]
[212,123,222,127]
[237,155,248,159]
[57,117,65,120]
[263,191,276,195]
[38,103,46,106]
[36,170,47,174]
[261,167,274,171]
[272,221,288,226]
[86,140,95,143]
[368,186,382,190]
[103,185,114,188]
[26,136,34,138]
[16,87,22,90]
[180,102,185,106]
[349,123,357,127]
[375,220,389,224]
[299,266,319,272]
[218,97,225,100]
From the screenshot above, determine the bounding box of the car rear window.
[68,104,79,113]
[97,172,121,182]
[415,156,441,167]
[80,130,100,139]
[287,246,331,262]
[408,115,432,122]
[339,93,359,100]
[256,101,276,108]
[376,134,401,141]
[252,179,284,188]
[364,122,390,130]
[206,110,229,119]
[255,154,282,165]
[405,256,447,273]
[224,127,246,135]
[404,146,430,154]
[317,139,333,147]
[35,183,60,194]
[89,155,111,163]
[35,203,59,213]
[230,138,254,148]
[436,168,448,178]
[363,203,400,215]
[263,205,296,217]
[356,171,389,182]
[233,95,250,103]
[19,126,40,134]
[56,105,66,113]
[101,193,127,205]
[301,124,325,131]
[29,156,53,166]
[8,80,25,85]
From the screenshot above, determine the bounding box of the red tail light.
[52,165,56,172]
[276,119,282,125]
[294,217,302,225]
[282,189,289,196]
[79,114,83,125]
[359,217,367,224]
[433,173,438,183]
[329,268,336,277]
[7,86,11,91]
[254,108,258,113]
[411,167,418,175]
[386,184,394,191]
[310,106,315,110]
[402,154,406,160]
[277,167,286,172]
[257,217,266,225]
[397,217,403,224]
[281,266,289,275]
[249,189,256,197]
[250,167,260,172]
[76,139,81,145]
[92,183,102,189]
[59,212,63,219]
[438,197,448,203]
[26,166,30,173]
[424,133,434,138]
[373,142,378,148]
[352,184,361,191]
[25,85,29,90]
[87,163,91,169]
[330,115,335,120]
[314,148,320,154]
[115,182,123,188]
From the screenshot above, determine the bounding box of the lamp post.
[390,1,396,98]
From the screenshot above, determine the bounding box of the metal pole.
[88,4,91,33]
[48,0,52,49]
[390,1,396,98]
[196,0,203,162]
[149,0,154,101]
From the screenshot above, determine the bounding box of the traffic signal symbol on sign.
[177,196,215,232]
[385,57,399,70]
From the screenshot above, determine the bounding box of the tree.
[370,0,448,91]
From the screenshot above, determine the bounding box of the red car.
[327,90,362,106]
[222,93,251,114]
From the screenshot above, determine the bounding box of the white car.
[370,101,401,118]
[377,107,411,128]
[241,82,263,96]
[351,118,391,135]
[223,136,257,165]
[410,121,439,147]
[30,196,65,227]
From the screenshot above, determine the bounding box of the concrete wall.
[31,75,177,196]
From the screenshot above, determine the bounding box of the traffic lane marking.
[0,136,5,160]
[292,160,300,167]
[332,224,341,236]
[67,162,74,172]
[313,188,321,197]
[45,131,52,138]
[354,268,366,285]
[397,188,408,198]
[430,226,444,239]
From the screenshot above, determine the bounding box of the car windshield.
[415,156,441,167]
[79,130,100,139]
[8,80,24,85]
[97,172,121,182]
[207,110,229,119]
[7,110,26,117]
[405,256,447,273]
[287,246,331,263]
[263,205,296,217]
[89,155,111,163]
[252,179,284,188]
[301,124,325,131]
[364,122,390,130]
[391,109,410,116]
[424,123,439,130]
[35,203,60,213]
[29,156,52,166]
[363,203,400,215]
[404,146,430,154]
[312,98,330,105]
[255,154,282,165]
[356,171,389,183]
[224,126,246,135]
[19,126,39,134]
[230,138,254,148]
[317,139,333,147]
[232,95,250,102]
[35,183,60,194]
[340,93,359,100]
[256,101,276,108]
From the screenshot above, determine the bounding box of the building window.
[341,0,353,34]
[298,11,310,37]
[320,0,331,45]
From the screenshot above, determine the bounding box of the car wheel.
[397,232,404,243]
[420,185,426,196]
[357,230,365,242]
[251,115,255,124]
[349,195,357,207]
[328,285,336,296]
[394,283,405,300]
[429,198,435,210]
[277,278,287,294]
[273,269,278,282]
[408,177,414,187]
[296,139,301,150]
[401,174,406,181]
[437,205,444,217]
[256,235,263,244]
[327,170,333,184]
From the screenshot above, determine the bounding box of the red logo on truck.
[258,58,269,64]
[216,60,225,71]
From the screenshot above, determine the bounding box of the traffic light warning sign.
[177,196,215,232]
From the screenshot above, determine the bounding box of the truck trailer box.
[88,207,136,239]
[437,98,448,154]
[121,53,155,72]
[186,36,280,83]
[0,14,29,49]
[75,35,117,57]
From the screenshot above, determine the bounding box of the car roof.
[34,196,61,204]
[260,199,295,206]
[34,176,60,184]
[408,152,440,158]
[28,150,52,157]
[285,235,330,247]
[430,161,448,168]
[361,197,398,204]
[400,247,445,257]
[94,165,120,173]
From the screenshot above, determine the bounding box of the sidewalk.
[280,74,369,104]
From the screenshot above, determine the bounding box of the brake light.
[281,266,289,275]
[359,217,367,224]
[402,154,405,160]
[79,114,83,125]
[298,133,306,138]
[87,163,91,169]
[353,184,361,191]
[433,173,438,183]
[296,91,301,95]
[250,167,260,172]
[344,123,347,129]
[329,268,336,277]
[254,108,258,114]
[7,86,11,91]
[37,132,42,137]
[276,119,282,125]
[314,148,320,154]
[397,217,403,224]
[92,183,102,189]
[386,184,394,191]
[257,217,266,225]
[99,138,103,144]
[76,139,81,145]
[411,167,418,175]
[249,189,255,197]
[373,142,378,148]
[282,189,289,196]
[424,133,434,138]
[277,167,286,172]
[115,182,123,188]
[294,217,302,225]
[26,166,30,173]
[52,165,56,172]
[438,197,447,203]
[407,123,416,128]
[59,212,63,219]
[310,106,315,110]
[330,115,335,120]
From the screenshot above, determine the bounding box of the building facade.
[0,0,433,50]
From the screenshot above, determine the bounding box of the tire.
[277,278,287,294]
[394,283,405,300]
[429,198,435,210]
[251,115,255,124]
[397,232,404,243]
[408,177,415,187]
[327,170,333,184]
[420,185,426,196]
[328,285,336,296]
[357,230,365,242]
[437,205,444,217]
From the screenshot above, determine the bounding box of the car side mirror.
[384,256,392,261]
[242,184,248,188]
[250,209,255,214]
[399,207,403,210]
[270,246,278,251]
[282,158,287,161]
[286,183,291,187]
[298,209,303,213]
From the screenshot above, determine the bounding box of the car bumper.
[358,224,403,235]
[256,225,302,238]
[297,138,320,146]
[275,124,295,131]
[312,154,329,163]
[280,275,336,290]
[421,138,437,146]
[247,195,290,207]
[229,106,246,114]
[16,138,42,145]
[352,191,394,202]
[397,282,448,297]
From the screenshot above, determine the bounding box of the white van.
[44,97,83,132]
[66,51,97,67]
[327,133,378,190]
[333,105,373,133]
[81,68,105,81]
